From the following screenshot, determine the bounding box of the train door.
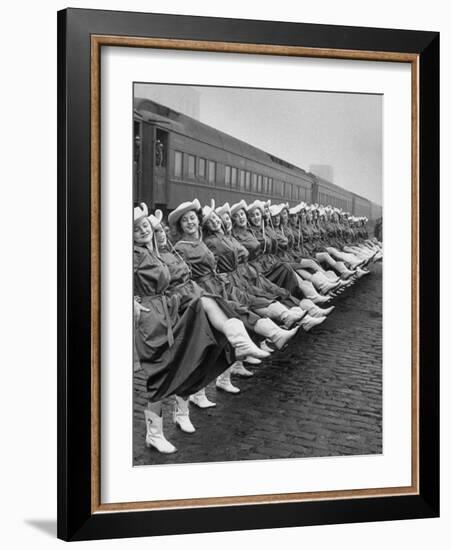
[153,128,169,209]
[136,124,169,209]
[133,119,142,203]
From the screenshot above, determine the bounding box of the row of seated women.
[133,198,383,454]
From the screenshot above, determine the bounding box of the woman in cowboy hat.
[202,201,306,328]
[284,205,350,291]
[299,205,361,279]
[268,204,342,298]
[229,200,330,323]
[339,216,380,263]
[134,203,271,452]
[317,210,372,276]
[149,209,276,397]
[241,200,331,305]
[170,200,302,356]
[216,202,329,331]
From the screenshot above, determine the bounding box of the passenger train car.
[133,98,382,222]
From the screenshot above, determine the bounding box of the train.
[133,98,382,225]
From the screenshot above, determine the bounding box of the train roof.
[314,174,382,209]
[313,174,356,198]
[134,98,311,180]
[134,98,382,209]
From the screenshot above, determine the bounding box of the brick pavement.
[133,262,382,465]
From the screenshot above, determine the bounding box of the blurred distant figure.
[155,139,164,166]
[374,217,383,242]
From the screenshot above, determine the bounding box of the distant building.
[134,84,200,119]
[310,164,334,183]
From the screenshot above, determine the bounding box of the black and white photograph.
[132,83,383,466]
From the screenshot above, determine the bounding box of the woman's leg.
[294,273,331,304]
[216,367,240,394]
[298,258,326,273]
[316,251,355,278]
[173,395,196,433]
[200,297,270,361]
[189,388,216,408]
[254,318,300,350]
[254,301,305,328]
[144,400,177,454]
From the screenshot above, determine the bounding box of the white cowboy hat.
[269,203,285,217]
[148,209,163,228]
[230,199,248,217]
[168,199,201,227]
[201,199,216,225]
[246,200,266,213]
[134,202,148,222]
[215,202,231,218]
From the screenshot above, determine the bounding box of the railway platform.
[133,262,382,466]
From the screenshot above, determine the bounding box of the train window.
[245,171,251,191]
[198,158,206,179]
[285,182,292,199]
[262,176,268,194]
[231,167,238,188]
[208,161,216,184]
[239,170,246,191]
[174,151,183,178]
[187,155,196,178]
[268,177,273,195]
[274,180,283,197]
[251,173,258,193]
[257,175,262,193]
[225,165,231,187]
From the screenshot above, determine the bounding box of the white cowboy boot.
[324,270,340,282]
[255,318,300,350]
[374,251,383,262]
[173,396,196,433]
[264,302,306,328]
[306,304,335,317]
[354,267,370,278]
[297,278,331,303]
[299,315,327,332]
[144,409,177,454]
[216,368,240,394]
[189,388,216,409]
[230,360,254,378]
[335,263,356,279]
[311,294,332,305]
[281,307,308,328]
[223,318,270,362]
[311,272,341,294]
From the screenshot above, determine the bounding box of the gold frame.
[90,36,419,514]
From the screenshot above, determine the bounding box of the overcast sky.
[135,84,382,205]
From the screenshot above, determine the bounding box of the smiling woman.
[133,202,235,452]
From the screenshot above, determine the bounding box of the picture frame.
[57,7,439,541]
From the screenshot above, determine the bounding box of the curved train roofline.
[134,97,381,219]
[134,98,311,180]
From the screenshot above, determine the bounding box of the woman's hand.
[134,299,150,323]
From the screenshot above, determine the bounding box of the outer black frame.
[57,8,439,542]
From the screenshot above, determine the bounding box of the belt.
[194,272,228,299]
